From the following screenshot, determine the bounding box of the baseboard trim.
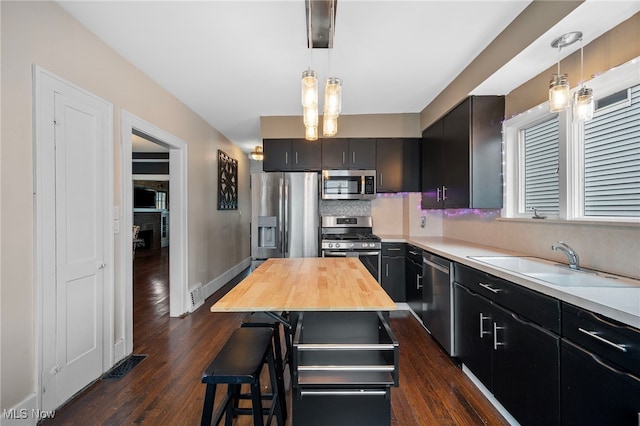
[203,257,251,299]
[461,364,520,426]
[2,393,42,425]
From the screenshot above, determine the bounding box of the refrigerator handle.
[278,177,284,253]
[283,177,289,256]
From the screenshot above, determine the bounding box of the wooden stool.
[241,312,290,417]
[201,327,284,426]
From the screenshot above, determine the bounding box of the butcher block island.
[210,257,399,426]
[211,257,397,312]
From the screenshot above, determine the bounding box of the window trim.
[503,57,640,224]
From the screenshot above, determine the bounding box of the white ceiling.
[57,1,639,154]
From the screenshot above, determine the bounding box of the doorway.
[120,112,188,361]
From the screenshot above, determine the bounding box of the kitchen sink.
[469,256,639,288]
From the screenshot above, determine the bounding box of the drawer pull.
[479,282,502,294]
[387,248,402,251]
[578,328,628,352]
[300,390,388,397]
[479,313,491,338]
[299,365,395,372]
[297,343,396,350]
[493,323,505,350]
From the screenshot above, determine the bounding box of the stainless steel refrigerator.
[251,172,319,268]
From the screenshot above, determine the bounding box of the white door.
[54,91,105,401]
[36,68,113,410]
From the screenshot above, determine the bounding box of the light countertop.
[377,235,640,328]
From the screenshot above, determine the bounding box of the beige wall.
[260,113,421,139]
[1,1,250,409]
[506,12,640,117]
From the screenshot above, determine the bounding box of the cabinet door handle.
[386,263,389,277]
[479,313,491,338]
[493,322,505,350]
[295,151,298,164]
[342,152,346,165]
[379,172,383,187]
[442,186,447,201]
[352,151,356,164]
[416,274,423,289]
[479,282,502,294]
[285,151,288,165]
[436,188,441,202]
[578,328,628,352]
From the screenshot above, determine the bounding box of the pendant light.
[305,125,318,141]
[323,114,338,137]
[301,69,318,108]
[573,37,594,122]
[323,77,342,118]
[249,145,264,161]
[549,31,582,113]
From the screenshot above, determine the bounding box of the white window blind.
[523,116,559,215]
[583,84,640,217]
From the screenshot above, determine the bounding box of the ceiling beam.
[419,0,585,130]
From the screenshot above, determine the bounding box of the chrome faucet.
[552,241,580,270]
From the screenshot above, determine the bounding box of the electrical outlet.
[420,215,426,228]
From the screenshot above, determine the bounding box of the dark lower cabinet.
[454,283,493,389]
[405,246,423,318]
[454,280,560,426]
[381,255,405,302]
[561,303,640,425]
[492,304,560,426]
[561,339,640,425]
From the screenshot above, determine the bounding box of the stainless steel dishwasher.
[422,252,455,356]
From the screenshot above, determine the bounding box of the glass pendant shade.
[301,70,318,107]
[323,77,342,117]
[305,125,318,141]
[303,105,318,127]
[549,73,570,112]
[573,87,594,122]
[249,145,264,161]
[323,115,338,137]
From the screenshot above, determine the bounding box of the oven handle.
[323,251,348,257]
[323,251,381,256]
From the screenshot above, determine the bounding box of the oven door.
[322,250,381,282]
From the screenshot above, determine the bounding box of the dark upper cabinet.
[321,138,376,170]
[421,96,504,209]
[263,138,321,171]
[376,138,421,193]
[321,138,349,169]
[421,120,444,208]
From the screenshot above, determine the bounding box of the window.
[583,85,640,217]
[523,116,559,215]
[503,58,640,223]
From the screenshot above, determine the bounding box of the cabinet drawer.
[382,243,405,256]
[562,303,640,377]
[406,245,422,264]
[455,264,561,334]
[292,312,399,388]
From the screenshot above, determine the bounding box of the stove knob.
[328,243,333,248]
[335,243,340,248]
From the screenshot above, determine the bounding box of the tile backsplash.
[319,200,371,217]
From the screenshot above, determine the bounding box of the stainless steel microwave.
[321,170,376,200]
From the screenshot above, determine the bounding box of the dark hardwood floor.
[43,248,508,425]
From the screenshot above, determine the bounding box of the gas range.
[320,216,381,250]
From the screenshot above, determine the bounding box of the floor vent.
[189,283,204,312]
[103,354,147,380]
